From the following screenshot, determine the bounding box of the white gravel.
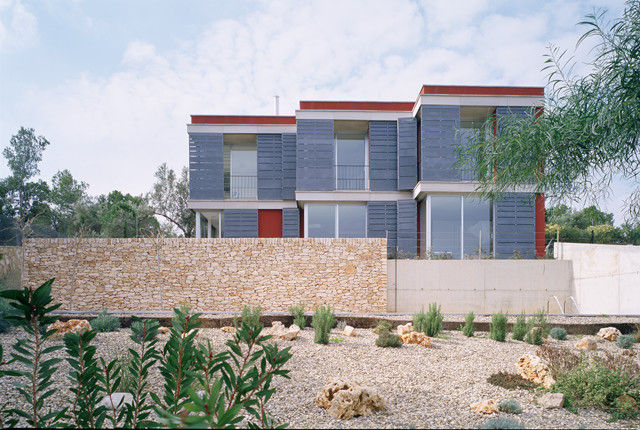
[1,326,639,429]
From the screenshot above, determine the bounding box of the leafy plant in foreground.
[462,311,475,337]
[490,312,508,342]
[311,305,335,345]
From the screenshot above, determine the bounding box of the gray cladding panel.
[282,208,300,238]
[495,193,535,259]
[281,133,297,200]
[223,210,258,238]
[369,121,397,191]
[189,133,224,200]
[296,119,335,191]
[367,201,397,252]
[396,199,417,256]
[420,105,461,181]
[257,134,283,200]
[397,117,418,190]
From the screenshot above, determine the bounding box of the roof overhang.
[412,181,537,200]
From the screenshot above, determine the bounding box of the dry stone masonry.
[23,238,387,313]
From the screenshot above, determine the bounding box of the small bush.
[414,303,443,337]
[375,327,402,348]
[487,372,536,390]
[512,313,527,341]
[550,327,568,341]
[478,417,524,429]
[130,319,159,342]
[462,311,475,337]
[525,326,544,346]
[498,398,522,414]
[373,320,392,334]
[490,312,508,342]
[90,310,120,332]
[288,303,306,329]
[617,334,636,349]
[536,345,581,379]
[240,305,262,328]
[312,305,335,345]
[336,320,347,331]
[529,310,550,337]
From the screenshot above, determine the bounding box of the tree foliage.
[147,163,193,237]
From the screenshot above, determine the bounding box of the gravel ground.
[1,326,639,429]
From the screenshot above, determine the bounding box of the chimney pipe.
[274,95,280,116]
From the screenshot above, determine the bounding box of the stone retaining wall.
[23,238,387,313]
[0,245,21,282]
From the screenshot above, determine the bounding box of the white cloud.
[0,0,38,51]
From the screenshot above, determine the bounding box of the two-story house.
[188,84,545,259]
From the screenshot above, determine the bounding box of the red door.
[258,209,283,238]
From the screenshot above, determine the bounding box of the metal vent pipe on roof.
[274,95,280,115]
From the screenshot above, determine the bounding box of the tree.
[457,1,640,218]
[98,191,158,238]
[147,163,193,237]
[49,169,88,236]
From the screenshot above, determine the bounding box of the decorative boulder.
[315,379,385,420]
[158,326,170,335]
[538,392,564,409]
[220,326,236,334]
[397,323,413,335]
[400,331,432,348]
[266,322,300,341]
[98,392,134,411]
[49,319,91,339]
[516,353,555,389]
[575,337,597,351]
[596,327,621,342]
[343,325,356,337]
[470,399,498,414]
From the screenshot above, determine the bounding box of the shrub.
[536,345,581,379]
[375,325,402,348]
[288,303,306,329]
[529,310,550,337]
[90,310,121,332]
[617,334,636,350]
[373,320,392,334]
[525,326,545,346]
[512,313,527,341]
[487,372,535,390]
[550,327,568,341]
[240,305,262,328]
[0,299,12,333]
[130,319,159,342]
[478,417,524,429]
[462,311,475,337]
[498,398,522,414]
[311,305,335,345]
[336,320,347,331]
[490,312,508,342]
[414,303,443,337]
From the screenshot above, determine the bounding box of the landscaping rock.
[470,399,498,414]
[266,322,300,341]
[343,325,356,337]
[400,331,432,348]
[315,379,385,420]
[98,392,133,411]
[575,337,597,351]
[49,319,91,338]
[220,326,236,333]
[538,392,564,409]
[515,353,555,389]
[622,349,636,357]
[397,323,413,335]
[596,327,621,342]
[158,326,170,335]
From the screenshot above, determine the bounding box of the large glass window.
[463,197,492,257]
[338,205,366,238]
[306,203,366,238]
[230,149,257,199]
[335,133,368,190]
[431,196,462,259]
[307,204,336,238]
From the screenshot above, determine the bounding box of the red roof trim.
[299,101,413,111]
[420,85,544,96]
[190,115,296,125]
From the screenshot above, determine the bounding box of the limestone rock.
[400,331,432,348]
[575,337,597,351]
[470,399,498,414]
[538,392,564,409]
[98,392,133,411]
[315,379,385,420]
[397,323,413,335]
[343,325,356,337]
[158,326,170,335]
[596,327,621,342]
[221,326,236,333]
[49,319,91,338]
[516,353,555,389]
[266,322,300,341]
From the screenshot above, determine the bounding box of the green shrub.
[498,398,522,414]
[487,372,535,390]
[90,310,121,332]
[617,334,636,349]
[478,417,524,429]
[0,300,12,333]
[311,305,335,345]
[512,313,527,341]
[414,303,443,337]
[131,319,159,342]
[373,320,392,334]
[490,312,508,342]
[550,327,568,340]
[462,311,475,337]
[529,310,550,337]
[375,325,402,348]
[240,305,262,329]
[288,303,306,329]
[525,327,545,345]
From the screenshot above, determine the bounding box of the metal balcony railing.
[224,174,257,199]
[335,164,368,190]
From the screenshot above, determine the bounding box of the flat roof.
[298,101,413,111]
[190,115,296,125]
[420,85,544,96]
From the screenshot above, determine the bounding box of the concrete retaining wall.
[555,242,640,315]
[387,259,573,313]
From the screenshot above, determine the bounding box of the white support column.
[207,218,212,238]
[195,211,201,238]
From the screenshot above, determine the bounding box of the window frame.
[334,132,370,190]
[303,202,368,238]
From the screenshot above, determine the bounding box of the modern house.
[188,84,545,259]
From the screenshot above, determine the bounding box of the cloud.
[0,0,38,52]
[2,0,626,204]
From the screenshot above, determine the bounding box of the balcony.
[336,164,368,190]
[224,174,257,199]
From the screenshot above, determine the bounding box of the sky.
[0,0,634,224]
